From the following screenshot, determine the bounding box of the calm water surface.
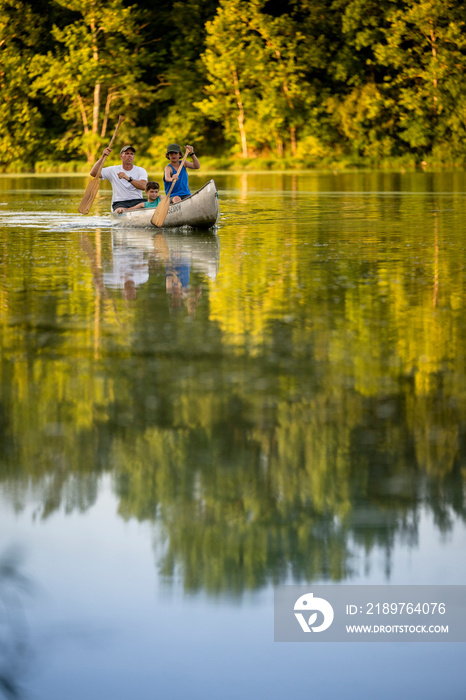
[0,171,465,698]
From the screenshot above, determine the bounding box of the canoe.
[111,179,219,229]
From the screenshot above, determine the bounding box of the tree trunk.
[100,88,116,139]
[76,94,93,162]
[430,20,438,114]
[233,68,248,158]
[93,83,101,135]
[290,126,297,156]
[276,135,283,157]
[91,18,100,144]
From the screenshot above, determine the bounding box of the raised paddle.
[152,147,190,227]
[78,115,125,214]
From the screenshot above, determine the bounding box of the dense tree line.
[1,0,466,170]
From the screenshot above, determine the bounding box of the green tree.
[0,0,47,169]
[198,0,317,159]
[31,0,155,162]
[288,0,351,159]
[197,0,268,158]
[143,0,221,159]
[323,0,399,159]
[242,10,310,157]
[374,0,466,156]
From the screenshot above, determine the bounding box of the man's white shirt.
[101,165,148,205]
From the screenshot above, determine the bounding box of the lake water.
[0,170,465,698]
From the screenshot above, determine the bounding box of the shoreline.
[1,165,466,177]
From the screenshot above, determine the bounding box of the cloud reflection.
[0,547,33,700]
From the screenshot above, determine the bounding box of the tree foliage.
[1,0,466,169]
[0,0,47,168]
[30,0,155,162]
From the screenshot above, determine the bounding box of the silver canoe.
[111,179,219,229]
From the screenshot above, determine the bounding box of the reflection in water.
[102,235,149,299]
[110,389,464,591]
[80,232,123,333]
[0,549,32,699]
[1,177,466,595]
[153,233,203,316]
[102,228,219,313]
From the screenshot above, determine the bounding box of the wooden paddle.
[152,147,190,227]
[78,115,125,214]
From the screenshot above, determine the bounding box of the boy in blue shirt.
[114,181,162,214]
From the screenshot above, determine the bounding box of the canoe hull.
[111,179,219,229]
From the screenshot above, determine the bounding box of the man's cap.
[166,143,182,157]
[120,145,136,154]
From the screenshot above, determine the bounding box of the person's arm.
[90,147,111,177]
[185,145,200,170]
[115,202,145,214]
[117,171,147,191]
[164,164,179,183]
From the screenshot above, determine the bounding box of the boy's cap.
[120,145,136,154]
[166,143,182,156]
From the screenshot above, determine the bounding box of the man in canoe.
[90,144,148,211]
[114,181,162,214]
[163,144,200,203]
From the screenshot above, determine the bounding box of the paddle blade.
[151,196,170,227]
[78,177,101,214]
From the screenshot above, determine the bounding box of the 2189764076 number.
[366,602,446,614]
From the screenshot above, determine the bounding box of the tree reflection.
[1,197,466,592]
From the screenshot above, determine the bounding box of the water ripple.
[0,210,111,231]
